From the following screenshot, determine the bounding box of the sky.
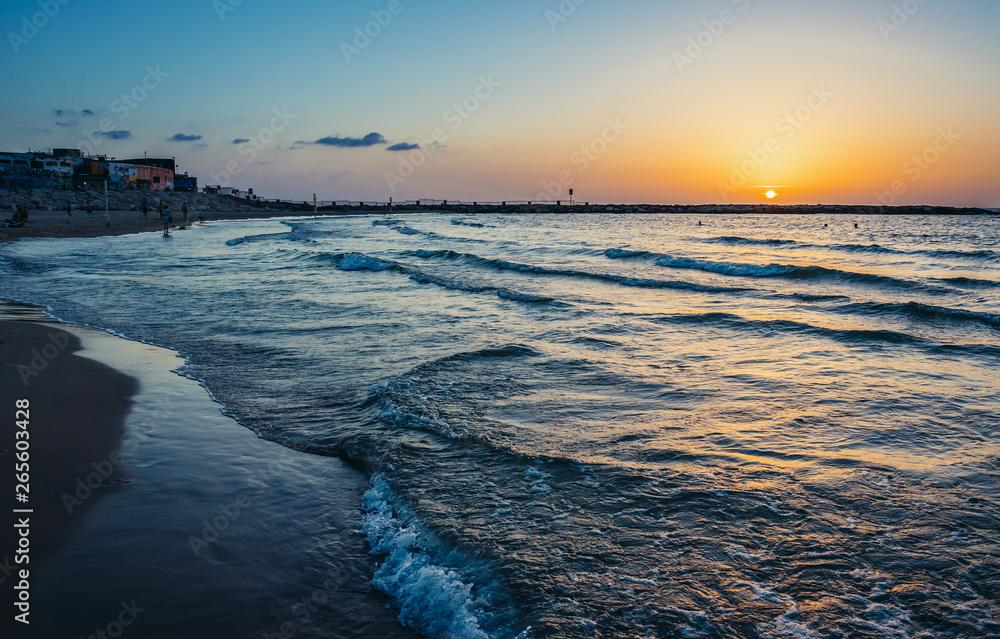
[2,0,998,206]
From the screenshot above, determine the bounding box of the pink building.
[135,165,174,191]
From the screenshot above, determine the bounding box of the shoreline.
[0,301,420,638]
[1,203,996,245]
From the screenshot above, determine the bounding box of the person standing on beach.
[141,197,149,220]
[181,202,189,222]
[66,201,72,220]
[161,205,172,237]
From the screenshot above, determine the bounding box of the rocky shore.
[1,188,261,215]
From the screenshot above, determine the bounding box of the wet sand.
[0,309,138,599]
[0,302,419,638]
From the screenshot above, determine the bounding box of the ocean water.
[2,212,999,638]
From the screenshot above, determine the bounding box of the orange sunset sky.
[4,0,999,206]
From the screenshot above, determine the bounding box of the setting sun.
[766,190,777,199]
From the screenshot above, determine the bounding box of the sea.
[1,212,998,639]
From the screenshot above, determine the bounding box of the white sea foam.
[725,545,770,562]
[362,474,492,639]
[738,580,792,605]
[843,603,913,639]
[372,377,473,440]
[524,465,552,494]
[758,604,824,639]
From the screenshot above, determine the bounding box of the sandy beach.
[0,310,138,578]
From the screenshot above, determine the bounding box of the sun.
[765,190,777,199]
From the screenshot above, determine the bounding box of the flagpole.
[104,180,111,227]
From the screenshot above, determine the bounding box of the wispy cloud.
[94,130,132,140]
[232,138,250,144]
[54,108,95,117]
[386,142,420,151]
[169,133,203,142]
[311,133,386,148]
[55,121,78,127]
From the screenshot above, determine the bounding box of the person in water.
[161,206,172,236]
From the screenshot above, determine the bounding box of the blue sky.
[2,0,998,205]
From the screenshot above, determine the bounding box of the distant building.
[134,165,173,191]
[174,173,198,192]
[0,151,73,190]
[51,148,83,159]
[1,149,187,193]
[119,158,176,191]
[121,157,177,173]
[0,152,29,168]
[43,157,75,176]
[106,162,136,190]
